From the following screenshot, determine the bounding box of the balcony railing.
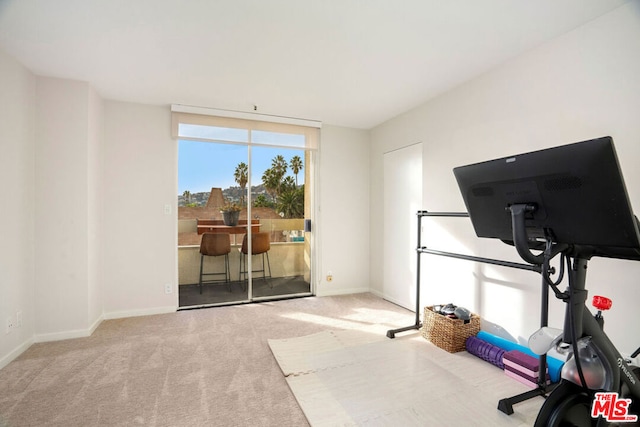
[178,218,308,286]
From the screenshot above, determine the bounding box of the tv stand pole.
[386,211,472,339]
[386,210,556,416]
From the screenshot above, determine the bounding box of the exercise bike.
[518,228,640,427]
[496,201,640,426]
[507,203,640,426]
[452,137,640,426]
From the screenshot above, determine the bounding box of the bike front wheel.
[534,380,597,427]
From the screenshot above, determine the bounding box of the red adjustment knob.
[593,295,612,311]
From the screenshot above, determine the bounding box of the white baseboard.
[0,337,35,370]
[369,288,385,299]
[33,306,176,342]
[88,313,104,335]
[34,313,104,343]
[316,286,370,297]
[2,315,104,366]
[103,305,176,320]
[369,289,416,312]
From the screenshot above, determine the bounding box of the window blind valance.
[171,105,320,150]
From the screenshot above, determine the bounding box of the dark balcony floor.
[178,275,311,308]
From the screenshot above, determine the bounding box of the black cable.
[544,253,565,288]
[567,255,588,390]
[542,239,565,296]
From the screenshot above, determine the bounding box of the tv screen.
[453,136,640,260]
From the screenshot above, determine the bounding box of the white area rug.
[268,330,544,426]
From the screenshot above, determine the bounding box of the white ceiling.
[0,0,630,129]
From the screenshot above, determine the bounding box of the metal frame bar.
[386,211,539,338]
[385,210,551,416]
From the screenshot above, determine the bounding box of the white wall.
[101,108,373,307]
[0,70,372,367]
[370,2,640,356]
[6,2,633,366]
[34,77,104,341]
[316,125,371,296]
[102,101,178,318]
[0,49,36,368]
[87,86,104,326]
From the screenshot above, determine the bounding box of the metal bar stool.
[239,232,272,290]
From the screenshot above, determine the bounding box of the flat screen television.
[453,136,640,260]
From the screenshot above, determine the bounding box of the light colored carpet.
[269,330,545,426]
[0,293,416,426]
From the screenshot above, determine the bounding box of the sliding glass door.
[177,140,250,307]
[249,145,311,300]
[176,129,314,308]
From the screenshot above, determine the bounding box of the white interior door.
[383,143,422,310]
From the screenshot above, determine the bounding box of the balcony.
[178,211,310,306]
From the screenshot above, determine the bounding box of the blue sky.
[178,140,305,194]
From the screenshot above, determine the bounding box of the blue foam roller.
[477,330,563,382]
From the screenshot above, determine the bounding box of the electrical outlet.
[6,317,14,334]
[165,283,173,294]
[164,204,172,215]
[16,311,22,327]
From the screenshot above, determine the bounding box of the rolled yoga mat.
[477,330,563,382]
[465,335,506,369]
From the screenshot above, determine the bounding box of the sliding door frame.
[173,106,320,306]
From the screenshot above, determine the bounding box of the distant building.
[206,187,225,208]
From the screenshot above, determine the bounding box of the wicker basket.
[420,306,480,353]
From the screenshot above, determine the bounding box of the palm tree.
[253,193,273,208]
[271,155,288,196]
[262,168,280,203]
[234,162,248,206]
[277,185,304,218]
[281,176,296,193]
[272,155,288,177]
[182,190,191,205]
[290,155,303,186]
